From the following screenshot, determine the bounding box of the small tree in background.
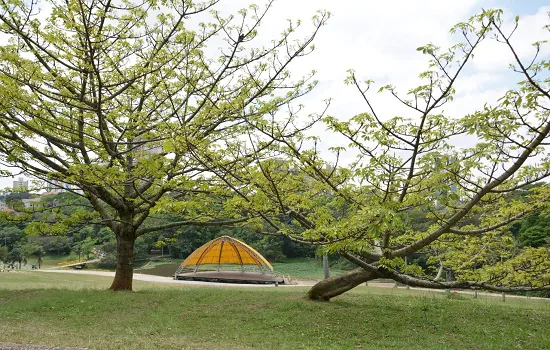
[22,243,45,268]
[8,246,26,269]
[0,245,8,267]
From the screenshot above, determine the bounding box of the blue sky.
[498,0,548,14]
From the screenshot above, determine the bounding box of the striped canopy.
[176,236,273,273]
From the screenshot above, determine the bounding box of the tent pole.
[217,240,225,272]
[193,240,217,273]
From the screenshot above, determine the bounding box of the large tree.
[198,9,550,300]
[0,0,328,290]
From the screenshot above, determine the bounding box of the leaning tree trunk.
[308,268,376,301]
[110,231,136,291]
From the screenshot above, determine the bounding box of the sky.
[1,0,549,190]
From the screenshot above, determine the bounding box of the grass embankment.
[134,258,181,269]
[40,255,73,268]
[1,272,549,349]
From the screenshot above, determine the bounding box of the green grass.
[0,270,162,290]
[40,254,75,268]
[133,257,181,269]
[272,258,348,280]
[1,272,549,349]
[1,254,74,271]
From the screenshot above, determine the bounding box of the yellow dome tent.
[174,236,285,284]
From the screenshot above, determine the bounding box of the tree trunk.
[308,268,376,301]
[323,253,330,279]
[110,233,136,291]
[435,262,444,281]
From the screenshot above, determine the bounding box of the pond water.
[135,263,180,277]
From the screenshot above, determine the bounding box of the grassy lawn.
[40,254,75,268]
[134,258,181,269]
[0,270,155,290]
[1,255,74,270]
[272,258,348,280]
[1,272,549,349]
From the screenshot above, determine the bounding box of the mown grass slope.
[1,272,549,349]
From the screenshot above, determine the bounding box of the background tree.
[0,225,24,249]
[154,236,167,256]
[0,245,8,267]
[7,246,26,269]
[511,208,550,247]
[0,187,317,271]
[203,9,550,300]
[72,236,97,261]
[0,0,328,290]
[21,243,45,268]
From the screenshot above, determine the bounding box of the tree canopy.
[197,9,550,299]
[0,0,329,290]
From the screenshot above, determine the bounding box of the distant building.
[0,199,22,213]
[41,191,57,197]
[22,197,42,208]
[45,179,76,193]
[12,177,28,191]
[42,179,84,196]
[135,136,163,159]
[0,206,15,213]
